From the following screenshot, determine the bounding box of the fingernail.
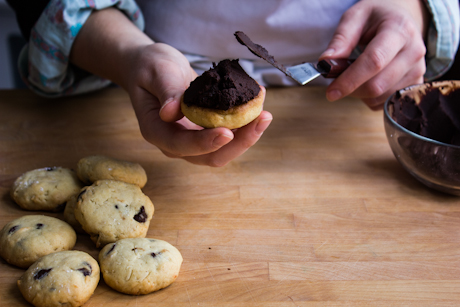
[326,89,342,101]
[255,117,273,135]
[212,133,233,148]
[159,97,175,114]
[320,48,335,58]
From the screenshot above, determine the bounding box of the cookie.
[11,167,83,211]
[0,215,76,268]
[181,59,265,129]
[76,155,147,188]
[63,193,85,234]
[17,250,100,307]
[75,180,154,248]
[99,238,182,295]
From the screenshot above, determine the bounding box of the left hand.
[320,0,430,110]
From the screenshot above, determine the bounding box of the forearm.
[69,8,153,90]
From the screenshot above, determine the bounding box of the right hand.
[320,0,428,110]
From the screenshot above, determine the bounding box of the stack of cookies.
[0,155,183,307]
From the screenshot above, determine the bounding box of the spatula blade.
[286,63,321,85]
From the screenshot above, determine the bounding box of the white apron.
[137,0,358,86]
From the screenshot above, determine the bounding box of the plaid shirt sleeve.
[424,0,460,80]
[18,0,144,97]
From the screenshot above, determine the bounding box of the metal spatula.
[234,31,353,85]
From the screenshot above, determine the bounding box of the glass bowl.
[383,81,460,196]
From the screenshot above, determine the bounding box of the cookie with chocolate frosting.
[181,59,265,129]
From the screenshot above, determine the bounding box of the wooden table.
[1,87,459,306]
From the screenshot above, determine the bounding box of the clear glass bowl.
[384,83,460,196]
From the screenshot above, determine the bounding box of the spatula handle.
[318,58,354,78]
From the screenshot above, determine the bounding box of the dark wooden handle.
[317,58,354,78]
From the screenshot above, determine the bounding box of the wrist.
[416,0,430,41]
[397,0,430,40]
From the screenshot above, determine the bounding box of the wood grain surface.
[0,87,459,306]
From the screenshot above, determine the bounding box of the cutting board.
[0,87,459,306]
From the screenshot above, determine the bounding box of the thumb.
[319,4,369,60]
[155,76,191,123]
[159,94,184,123]
[158,68,198,123]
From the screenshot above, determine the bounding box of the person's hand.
[70,8,272,167]
[124,43,272,166]
[319,0,429,110]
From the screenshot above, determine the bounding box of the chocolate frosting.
[234,31,290,78]
[389,81,460,187]
[183,59,260,110]
[391,81,460,145]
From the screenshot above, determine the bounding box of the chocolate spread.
[390,81,460,145]
[183,59,260,110]
[234,31,290,78]
[389,81,460,187]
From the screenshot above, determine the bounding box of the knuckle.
[399,18,415,36]
[338,77,360,96]
[365,49,387,72]
[366,80,386,98]
[331,32,349,47]
[340,5,362,22]
[414,43,426,60]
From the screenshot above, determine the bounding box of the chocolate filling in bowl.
[389,80,460,145]
[385,80,460,192]
[181,59,265,129]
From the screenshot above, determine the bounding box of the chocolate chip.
[151,252,156,258]
[36,223,44,229]
[77,262,92,276]
[106,244,116,255]
[78,268,91,276]
[114,205,119,209]
[133,206,147,223]
[8,225,19,234]
[34,268,52,280]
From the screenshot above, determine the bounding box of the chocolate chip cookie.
[0,215,77,268]
[62,193,85,234]
[10,167,83,211]
[99,238,182,295]
[17,250,100,307]
[75,180,154,248]
[76,155,147,188]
